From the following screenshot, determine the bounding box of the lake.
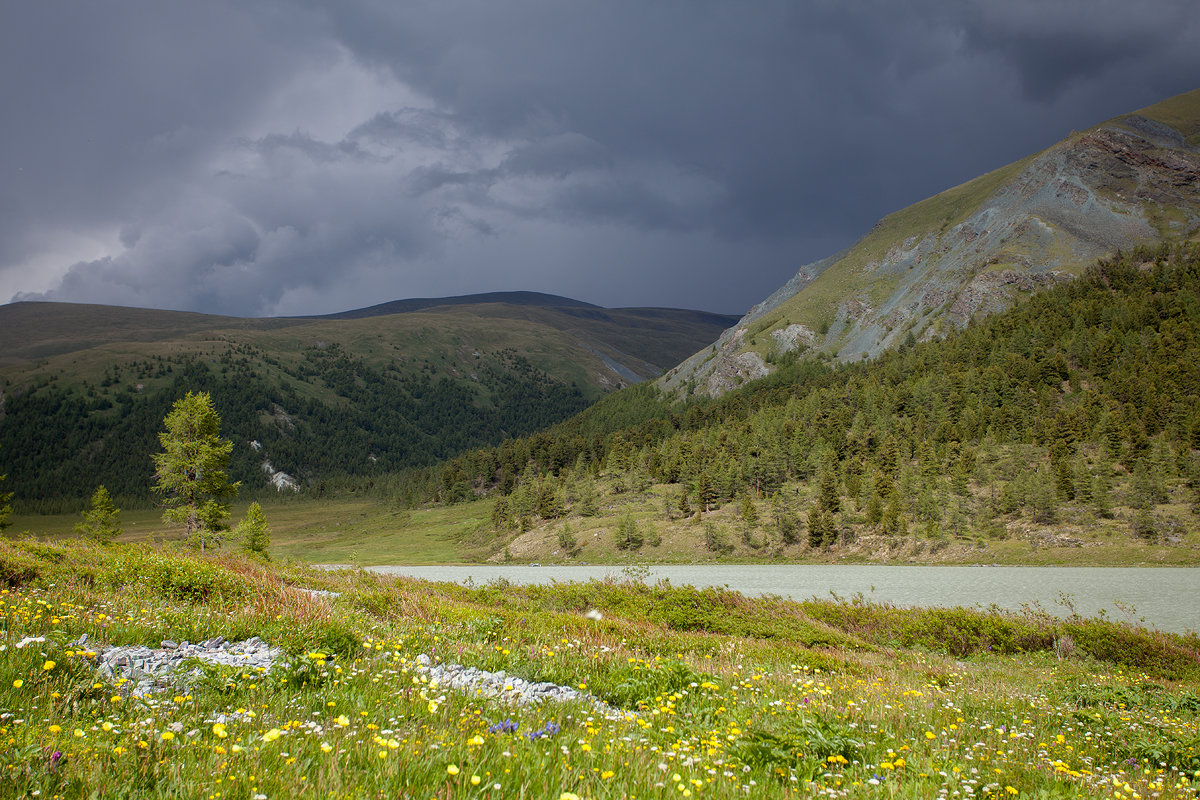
[357,564,1200,634]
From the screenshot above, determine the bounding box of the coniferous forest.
[422,241,1200,551]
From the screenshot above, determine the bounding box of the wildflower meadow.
[1,538,1198,799]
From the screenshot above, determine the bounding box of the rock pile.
[19,633,630,717]
[81,633,282,697]
[414,654,631,720]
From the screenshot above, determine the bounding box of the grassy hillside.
[1,539,1198,798]
[0,297,735,507]
[411,242,1200,566]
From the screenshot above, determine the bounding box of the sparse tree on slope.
[234,501,271,559]
[152,392,239,553]
[75,485,121,543]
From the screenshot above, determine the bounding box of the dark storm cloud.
[4,0,1199,316]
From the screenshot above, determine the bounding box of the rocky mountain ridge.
[661,88,1200,397]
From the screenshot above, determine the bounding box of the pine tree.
[865,491,883,527]
[557,521,579,556]
[818,464,841,514]
[576,480,600,516]
[1029,467,1058,524]
[151,392,239,553]
[491,495,511,530]
[772,492,800,545]
[234,502,271,559]
[807,503,834,548]
[676,485,691,516]
[698,472,718,513]
[739,491,759,526]
[616,513,643,550]
[75,485,121,543]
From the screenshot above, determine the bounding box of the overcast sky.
[2,1,1198,317]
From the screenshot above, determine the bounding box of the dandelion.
[161,731,175,741]
[446,764,460,776]
[212,723,228,738]
[49,725,62,734]
[42,660,56,671]
[12,679,22,688]
[335,715,350,727]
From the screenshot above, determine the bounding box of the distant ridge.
[309,291,601,320]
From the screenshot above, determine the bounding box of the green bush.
[0,540,48,587]
[105,549,244,602]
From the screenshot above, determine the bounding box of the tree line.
[417,241,1200,544]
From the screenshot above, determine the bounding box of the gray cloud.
[3,0,1199,316]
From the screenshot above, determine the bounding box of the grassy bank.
[8,479,1200,567]
[2,538,1199,798]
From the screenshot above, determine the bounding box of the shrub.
[105,549,244,603]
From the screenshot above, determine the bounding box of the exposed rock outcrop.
[662,97,1200,398]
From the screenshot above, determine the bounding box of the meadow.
[2,538,1198,799]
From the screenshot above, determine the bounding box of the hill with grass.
[0,294,736,507]
[421,242,1200,566]
[1,538,1198,798]
[663,87,1200,397]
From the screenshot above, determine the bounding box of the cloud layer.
[3,0,1198,316]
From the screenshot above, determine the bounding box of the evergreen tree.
[616,513,643,550]
[1029,467,1058,524]
[881,495,904,537]
[739,491,759,525]
[865,491,883,527]
[535,478,564,519]
[697,472,718,513]
[557,521,579,556]
[151,392,239,553]
[1072,456,1094,503]
[75,485,121,543]
[807,503,834,548]
[818,464,841,514]
[1093,470,1114,519]
[576,480,600,516]
[491,495,511,530]
[676,485,691,516]
[704,521,733,554]
[772,492,800,545]
[234,501,271,559]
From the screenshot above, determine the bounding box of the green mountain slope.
[662,87,1200,397]
[0,295,736,506]
[429,242,1200,564]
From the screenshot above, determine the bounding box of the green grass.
[8,497,496,566]
[1133,87,1200,142]
[10,449,1199,567]
[1,539,1199,798]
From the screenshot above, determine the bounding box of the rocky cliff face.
[661,92,1200,398]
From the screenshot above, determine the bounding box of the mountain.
[0,294,736,505]
[308,291,600,319]
[662,87,1200,397]
[431,242,1200,565]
